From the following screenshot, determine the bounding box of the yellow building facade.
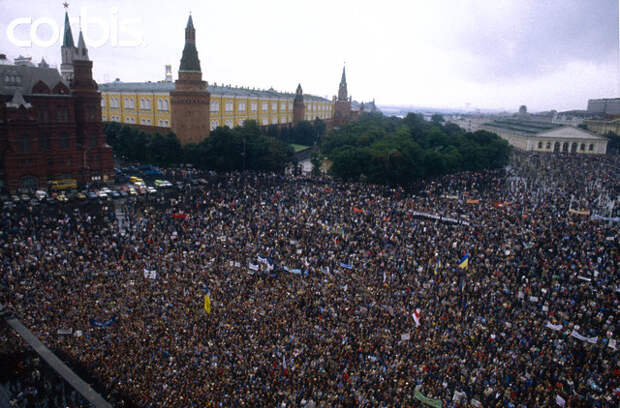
[100,81,334,131]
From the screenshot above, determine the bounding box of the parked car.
[156,179,174,188]
[35,190,48,201]
[56,193,69,202]
[76,192,87,200]
[110,190,121,199]
[146,186,157,194]
[144,168,163,177]
[87,191,98,200]
[119,190,128,198]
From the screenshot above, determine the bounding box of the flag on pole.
[412,309,421,327]
[458,253,469,269]
[204,287,211,314]
[434,256,442,275]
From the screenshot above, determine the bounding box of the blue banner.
[89,316,116,328]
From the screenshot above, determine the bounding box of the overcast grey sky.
[0,0,617,112]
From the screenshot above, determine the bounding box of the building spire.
[294,83,304,103]
[62,10,75,47]
[338,64,348,101]
[75,29,89,60]
[179,13,201,72]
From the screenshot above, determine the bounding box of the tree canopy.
[322,112,511,184]
[104,121,294,173]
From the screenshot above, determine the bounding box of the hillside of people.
[0,151,618,407]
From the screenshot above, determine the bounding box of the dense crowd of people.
[0,152,618,407]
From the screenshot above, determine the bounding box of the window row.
[537,141,595,152]
[36,106,70,123]
[17,133,72,153]
[209,101,304,113]
[106,97,166,111]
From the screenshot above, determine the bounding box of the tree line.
[104,121,291,172]
[321,112,511,184]
[104,113,511,182]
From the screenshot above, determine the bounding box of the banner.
[570,329,598,344]
[410,210,471,226]
[466,199,480,204]
[340,263,353,270]
[204,290,211,314]
[283,266,302,275]
[545,322,563,331]
[57,328,73,335]
[89,316,116,328]
[569,209,590,216]
[591,215,620,223]
[414,385,443,408]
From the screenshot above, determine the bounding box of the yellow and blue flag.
[434,256,442,275]
[204,287,211,314]
[458,253,469,269]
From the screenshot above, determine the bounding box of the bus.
[49,179,77,191]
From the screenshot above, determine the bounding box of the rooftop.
[483,118,563,135]
[483,118,605,140]
[99,81,332,102]
[0,63,67,96]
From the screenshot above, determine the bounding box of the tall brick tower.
[334,65,352,126]
[171,15,211,145]
[71,29,114,182]
[293,84,305,124]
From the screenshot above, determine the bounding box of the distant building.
[587,98,620,117]
[100,15,340,144]
[583,118,620,137]
[333,66,358,126]
[0,8,113,192]
[481,118,607,154]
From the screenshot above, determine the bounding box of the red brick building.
[333,66,354,127]
[0,11,113,193]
